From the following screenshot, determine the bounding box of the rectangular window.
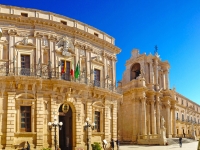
[176,113,178,120]
[182,114,184,121]
[94,111,100,132]
[94,69,100,87]
[182,100,183,105]
[20,106,31,132]
[21,13,28,17]
[61,60,70,81]
[61,20,67,25]
[94,33,98,37]
[21,55,30,75]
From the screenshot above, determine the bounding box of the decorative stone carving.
[8,29,17,35]
[56,37,74,56]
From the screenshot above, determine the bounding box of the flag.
[75,61,80,79]
[70,61,74,77]
[61,61,66,73]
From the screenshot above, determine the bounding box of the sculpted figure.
[161,116,165,129]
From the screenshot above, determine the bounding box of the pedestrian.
[179,137,182,147]
[27,141,30,150]
[115,139,119,150]
[110,139,114,150]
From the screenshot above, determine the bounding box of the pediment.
[92,101,105,108]
[15,42,36,49]
[16,93,35,99]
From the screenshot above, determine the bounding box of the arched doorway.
[59,104,73,150]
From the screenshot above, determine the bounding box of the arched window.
[130,63,141,80]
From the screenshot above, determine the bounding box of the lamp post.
[48,116,63,150]
[84,117,95,150]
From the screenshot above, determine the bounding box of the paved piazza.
[120,141,198,150]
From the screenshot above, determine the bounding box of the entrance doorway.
[59,104,73,150]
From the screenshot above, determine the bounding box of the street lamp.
[84,117,95,150]
[48,116,63,150]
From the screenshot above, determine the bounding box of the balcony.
[0,67,122,94]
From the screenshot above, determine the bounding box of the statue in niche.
[161,116,165,129]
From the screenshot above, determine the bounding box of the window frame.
[94,111,100,132]
[20,106,31,132]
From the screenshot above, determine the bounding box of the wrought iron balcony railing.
[0,67,122,94]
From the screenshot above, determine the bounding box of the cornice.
[0,13,121,54]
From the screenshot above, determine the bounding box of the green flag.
[75,61,80,79]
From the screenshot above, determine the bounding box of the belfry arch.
[130,63,141,80]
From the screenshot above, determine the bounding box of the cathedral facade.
[0,4,121,150]
[118,49,200,144]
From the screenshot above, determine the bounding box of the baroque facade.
[0,4,121,150]
[118,49,200,144]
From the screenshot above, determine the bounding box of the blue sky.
[1,0,200,103]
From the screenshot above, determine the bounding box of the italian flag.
[75,61,80,79]
[70,61,74,77]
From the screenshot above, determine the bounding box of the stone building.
[0,4,121,150]
[118,49,200,144]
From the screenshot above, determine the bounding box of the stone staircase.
[167,138,196,145]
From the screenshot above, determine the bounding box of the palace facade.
[0,4,121,150]
[118,49,200,144]
[0,4,200,150]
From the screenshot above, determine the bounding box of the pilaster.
[104,100,110,141]
[36,92,44,148]
[150,99,156,134]
[86,101,92,148]
[0,98,4,149]
[156,95,160,134]
[146,101,150,135]
[50,95,57,147]
[112,101,117,140]
[75,98,82,146]
[164,101,171,138]
[141,98,147,135]
[5,92,16,149]
[171,105,176,137]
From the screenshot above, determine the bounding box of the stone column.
[154,59,159,90]
[164,69,169,90]
[149,61,153,84]
[36,92,44,149]
[165,101,171,138]
[141,98,147,135]
[171,105,176,137]
[8,30,17,70]
[112,57,116,89]
[146,101,150,135]
[150,99,156,134]
[156,95,161,134]
[5,92,16,149]
[49,40,55,69]
[85,50,92,80]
